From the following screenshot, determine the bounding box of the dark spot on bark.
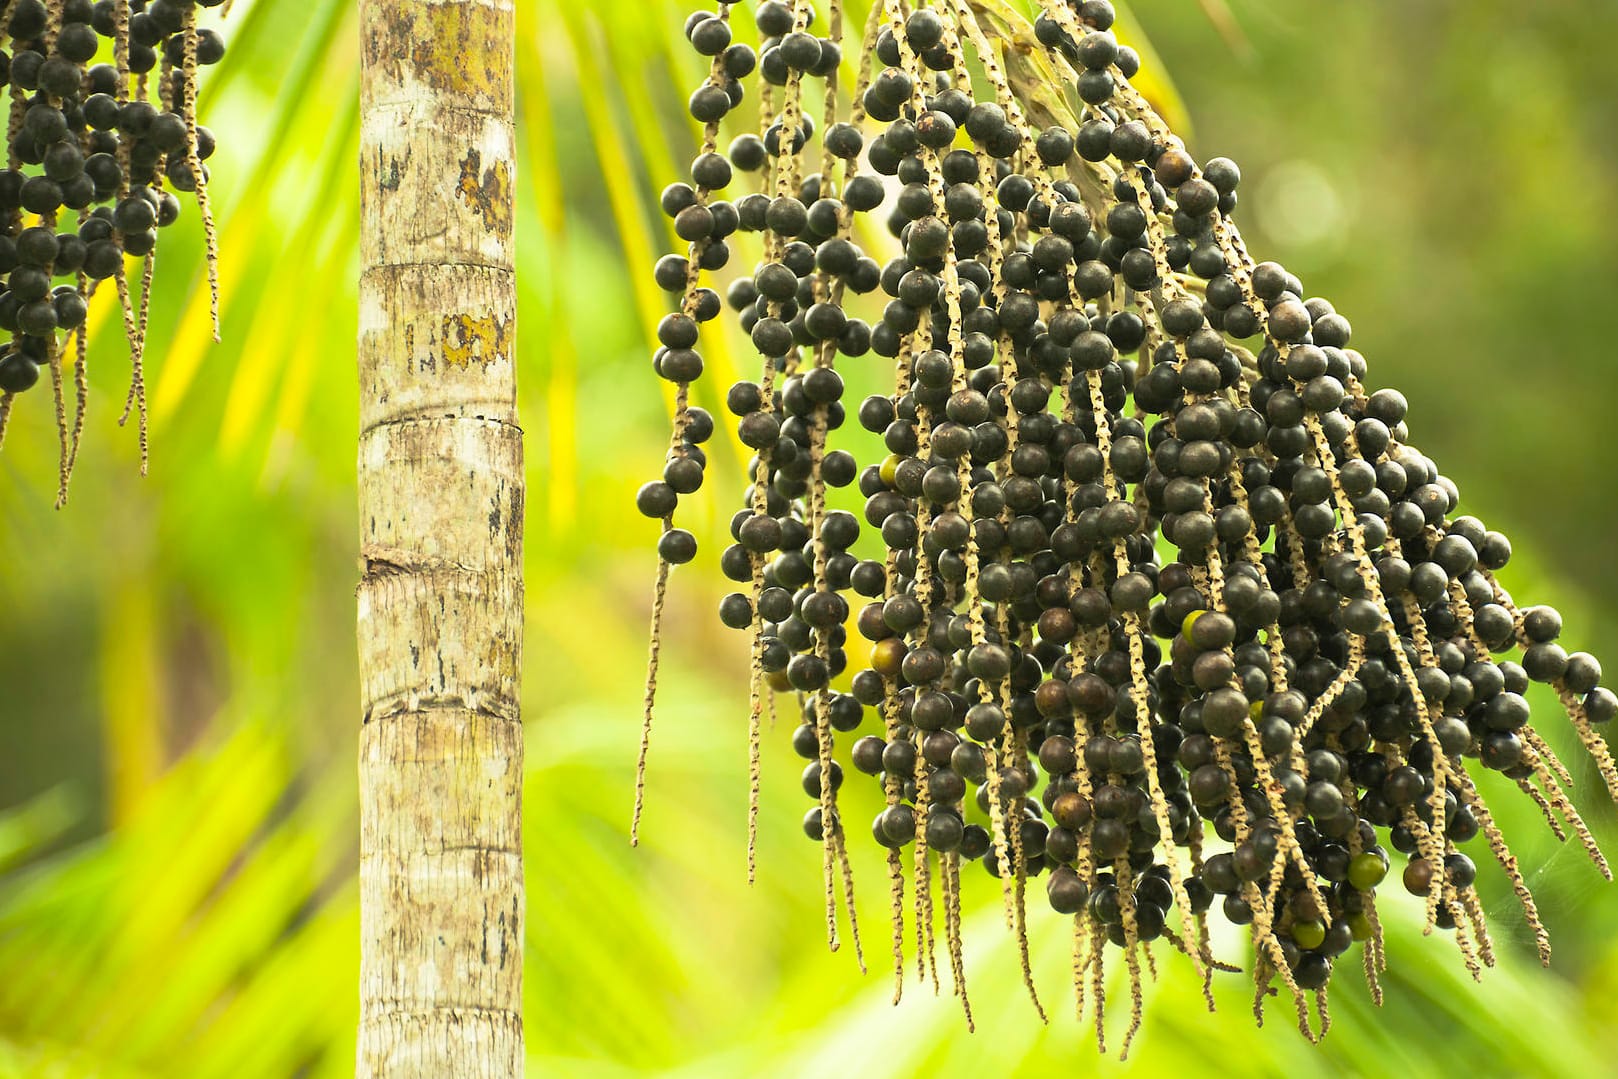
[364,555,410,582]
[456,148,513,237]
[377,145,409,191]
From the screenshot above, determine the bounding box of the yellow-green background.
[0,1,1615,1076]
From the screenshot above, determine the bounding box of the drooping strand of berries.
[0,0,226,502]
[634,0,1618,1053]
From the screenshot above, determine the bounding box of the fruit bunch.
[0,0,225,502]
[634,0,1617,1050]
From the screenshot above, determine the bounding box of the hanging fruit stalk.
[635,0,1617,1056]
[0,0,227,503]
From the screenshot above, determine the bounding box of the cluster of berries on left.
[0,0,225,500]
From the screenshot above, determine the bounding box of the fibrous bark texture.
[357,2,522,1076]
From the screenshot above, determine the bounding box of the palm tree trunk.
[356,2,523,1075]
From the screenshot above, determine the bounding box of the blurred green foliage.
[0,1,1615,1075]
